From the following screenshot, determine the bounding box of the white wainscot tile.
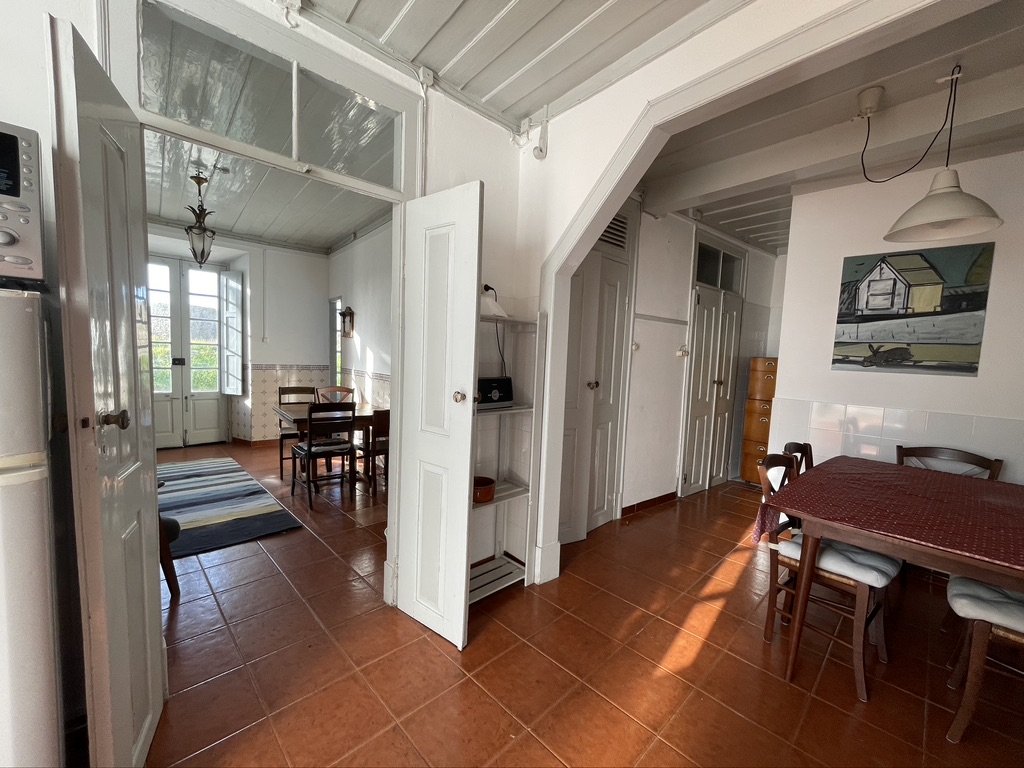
[770,399,812,439]
[842,433,882,460]
[925,412,976,448]
[807,428,843,461]
[845,405,884,437]
[970,416,1024,458]
[809,402,846,431]
[881,408,929,442]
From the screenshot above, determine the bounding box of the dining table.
[754,455,1024,684]
[274,402,378,487]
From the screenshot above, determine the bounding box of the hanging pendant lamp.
[860,64,1003,243]
[185,171,216,267]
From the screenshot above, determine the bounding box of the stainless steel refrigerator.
[0,289,61,765]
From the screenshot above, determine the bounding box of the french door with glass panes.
[148,257,228,447]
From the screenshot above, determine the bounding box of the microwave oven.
[0,121,44,282]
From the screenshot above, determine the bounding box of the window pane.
[721,252,743,294]
[299,69,400,190]
[152,343,172,368]
[191,344,218,368]
[696,243,720,287]
[141,1,292,154]
[148,263,170,291]
[190,295,218,320]
[191,320,218,344]
[192,369,219,392]
[153,369,172,393]
[149,290,170,318]
[189,269,219,297]
[151,316,171,343]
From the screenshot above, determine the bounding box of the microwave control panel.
[0,121,43,282]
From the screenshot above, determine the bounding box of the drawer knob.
[757,446,766,453]
[759,418,768,423]
[764,374,774,381]
[765,361,775,367]
[760,404,769,410]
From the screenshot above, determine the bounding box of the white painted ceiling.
[143,0,1024,257]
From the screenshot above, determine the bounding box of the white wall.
[772,151,1024,482]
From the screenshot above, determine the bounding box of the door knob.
[586,380,600,390]
[100,409,131,430]
[713,379,724,386]
[452,391,467,403]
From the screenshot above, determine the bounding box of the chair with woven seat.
[278,386,316,479]
[316,386,355,404]
[760,453,902,701]
[358,408,390,494]
[783,441,814,473]
[896,445,1002,480]
[944,577,1024,743]
[291,402,357,507]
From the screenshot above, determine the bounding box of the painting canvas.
[832,243,994,375]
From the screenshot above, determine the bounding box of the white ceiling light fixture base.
[884,169,1003,242]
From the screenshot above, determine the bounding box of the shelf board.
[479,314,537,328]
[468,555,526,604]
[473,479,528,509]
[474,402,533,415]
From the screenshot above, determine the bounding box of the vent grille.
[598,213,629,251]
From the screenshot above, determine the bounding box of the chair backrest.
[372,408,390,440]
[896,445,1003,481]
[279,385,316,406]
[316,386,355,403]
[306,401,356,443]
[758,453,799,499]
[783,441,815,472]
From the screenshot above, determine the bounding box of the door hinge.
[695,291,701,305]
[682,472,687,485]
[183,429,189,446]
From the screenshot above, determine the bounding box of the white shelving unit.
[468,312,546,604]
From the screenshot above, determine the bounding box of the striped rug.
[157,458,301,558]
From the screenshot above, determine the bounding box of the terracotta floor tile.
[571,589,655,643]
[361,636,466,717]
[528,614,620,678]
[601,569,682,613]
[173,555,202,575]
[203,552,280,593]
[258,526,319,552]
[429,611,520,672]
[146,668,264,767]
[283,556,361,597]
[636,739,699,767]
[586,647,692,732]
[487,733,564,767]
[264,536,336,570]
[533,685,655,767]
[923,702,1024,765]
[162,595,225,645]
[306,577,385,628]
[335,725,427,767]
[482,588,566,638]
[528,572,601,611]
[795,699,924,767]
[271,674,395,766]
[627,617,723,685]
[725,621,825,692]
[659,593,746,649]
[229,600,322,661]
[166,627,242,694]
[473,642,577,726]
[166,569,213,605]
[401,679,523,767]
[197,541,264,569]
[331,606,425,667]
[175,720,286,768]
[687,574,766,619]
[213,573,299,624]
[248,631,354,712]
[321,527,385,555]
[661,691,796,767]
[363,569,386,595]
[341,542,388,576]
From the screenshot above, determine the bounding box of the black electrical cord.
[483,283,507,377]
[861,63,961,184]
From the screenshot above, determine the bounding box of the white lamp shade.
[884,169,1002,243]
[480,293,508,318]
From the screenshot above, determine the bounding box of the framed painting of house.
[832,243,994,375]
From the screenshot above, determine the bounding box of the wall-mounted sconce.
[340,306,355,338]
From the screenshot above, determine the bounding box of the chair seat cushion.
[293,439,352,455]
[947,576,1024,633]
[778,534,901,588]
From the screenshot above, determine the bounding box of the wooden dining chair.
[760,452,902,702]
[278,386,316,479]
[316,386,355,404]
[360,408,390,494]
[944,577,1024,743]
[290,402,357,507]
[896,445,1002,480]
[783,441,814,473]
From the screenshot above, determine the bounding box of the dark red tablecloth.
[753,456,1024,571]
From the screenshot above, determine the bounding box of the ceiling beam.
[643,64,1024,215]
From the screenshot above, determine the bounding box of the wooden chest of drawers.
[740,357,778,484]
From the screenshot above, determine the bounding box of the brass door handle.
[586,381,600,390]
[453,391,467,403]
[100,409,131,430]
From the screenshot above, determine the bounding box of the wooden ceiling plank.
[347,0,409,41]
[417,0,517,79]
[380,0,463,60]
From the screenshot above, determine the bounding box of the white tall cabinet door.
[680,286,719,496]
[707,291,743,487]
[52,19,164,767]
[588,257,629,532]
[397,181,482,650]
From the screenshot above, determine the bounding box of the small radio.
[0,121,44,282]
[476,376,514,410]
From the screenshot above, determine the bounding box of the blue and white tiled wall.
[770,398,1024,483]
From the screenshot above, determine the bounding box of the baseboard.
[533,540,562,584]
[231,438,277,448]
[621,492,677,517]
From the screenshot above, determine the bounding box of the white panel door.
[708,291,743,486]
[587,257,628,532]
[680,286,718,496]
[52,19,163,766]
[148,258,183,449]
[559,252,600,544]
[397,180,482,650]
